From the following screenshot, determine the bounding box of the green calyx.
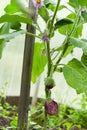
[44,77,55,89]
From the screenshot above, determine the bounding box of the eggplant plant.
[0,0,87,129]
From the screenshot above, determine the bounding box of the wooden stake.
[18,0,37,129]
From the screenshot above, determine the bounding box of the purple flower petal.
[33,0,44,12]
[41,33,49,43]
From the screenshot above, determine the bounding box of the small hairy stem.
[69,10,81,36]
[49,0,61,38]
[46,0,61,75]
[46,42,52,76]
[26,31,41,39]
[52,50,60,61]
[44,41,52,129]
[53,37,69,72]
[44,1,61,130]
[44,110,47,130]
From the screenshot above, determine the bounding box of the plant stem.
[46,42,52,76]
[49,0,61,38]
[46,0,61,76]
[26,31,41,39]
[69,11,80,36]
[44,1,61,129]
[53,10,81,72]
[44,110,47,130]
[44,41,52,130]
[53,37,69,72]
[32,23,42,33]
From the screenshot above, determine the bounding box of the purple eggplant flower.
[45,100,59,115]
[33,0,44,12]
[41,33,49,43]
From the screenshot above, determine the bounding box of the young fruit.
[45,100,59,115]
[45,77,55,89]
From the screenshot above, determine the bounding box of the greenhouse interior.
[0,0,87,129]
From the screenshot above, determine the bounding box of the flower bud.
[45,100,59,115]
[45,77,55,89]
[41,33,49,43]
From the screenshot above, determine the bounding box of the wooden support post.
[18,0,37,129]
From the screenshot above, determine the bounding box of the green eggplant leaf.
[46,4,55,12]
[63,58,87,95]
[63,45,74,57]
[0,14,32,25]
[54,18,73,30]
[4,0,21,14]
[38,6,49,22]
[32,42,47,83]
[81,10,87,22]
[69,37,87,55]
[54,44,74,58]
[58,13,83,37]
[0,30,25,40]
[44,0,55,6]
[68,0,87,8]
[81,54,87,67]
[58,22,83,38]
[0,23,10,58]
[44,0,56,11]
[58,5,67,10]
[10,22,21,30]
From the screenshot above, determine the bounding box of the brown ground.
[0,117,10,128]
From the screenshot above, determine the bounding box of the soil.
[0,117,10,129]
[0,108,17,129]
